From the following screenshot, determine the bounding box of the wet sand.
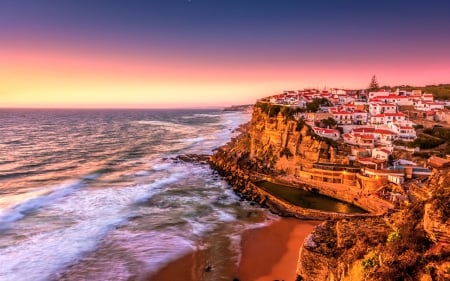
[236,218,321,281]
[149,218,321,281]
[146,250,205,281]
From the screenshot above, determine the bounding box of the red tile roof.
[374,129,396,135]
[333,111,353,115]
[384,113,405,117]
[353,127,375,133]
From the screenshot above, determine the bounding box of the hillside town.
[258,84,450,203]
[211,83,450,281]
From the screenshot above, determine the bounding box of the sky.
[1,0,450,108]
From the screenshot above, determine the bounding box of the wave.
[97,229,196,279]
[151,162,174,171]
[135,120,184,128]
[0,172,187,281]
[0,180,84,230]
[181,113,221,119]
[174,137,205,143]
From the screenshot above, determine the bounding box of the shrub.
[407,134,445,149]
[393,139,406,146]
[281,106,296,119]
[296,119,305,131]
[279,147,293,158]
[322,117,337,127]
[268,105,282,117]
[256,102,270,114]
[362,250,379,271]
[387,229,401,243]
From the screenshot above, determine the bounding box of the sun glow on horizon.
[1,40,450,109]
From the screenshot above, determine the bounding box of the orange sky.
[1,42,450,108]
[1,1,450,108]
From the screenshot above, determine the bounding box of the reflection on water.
[256,181,367,214]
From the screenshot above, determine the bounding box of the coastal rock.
[297,217,391,281]
[175,154,210,164]
[297,170,450,281]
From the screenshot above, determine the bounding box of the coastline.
[148,217,321,281]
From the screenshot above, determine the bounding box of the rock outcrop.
[209,104,369,217]
[246,104,348,174]
[210,103,450,280]
[297,169,450,281]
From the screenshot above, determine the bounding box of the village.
[257,85,450,208]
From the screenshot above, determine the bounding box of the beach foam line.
[0,172,188,281]
[0,180,84,230]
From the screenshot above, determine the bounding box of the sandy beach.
[149,217,321,281]
[236,218,321,281]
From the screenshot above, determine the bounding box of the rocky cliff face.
[209,103,352,213]
[297,169,450,281]
[210,105,376,219]
[247,105,348,174]
[211,103,450,280]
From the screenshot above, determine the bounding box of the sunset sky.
[1,0,450,108]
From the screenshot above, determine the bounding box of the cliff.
[297,168,450,281]
[209,103,365,218]
[210,103,450,281]
[247,103,349,174]
[210,103,390,214]
[211,103,349,182]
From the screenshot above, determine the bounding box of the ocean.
[0,109,274,281]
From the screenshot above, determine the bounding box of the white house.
[370,114,385,125]
[344,128,376,148]
[388,174,405,184]
[384,112,406,123]
[370,113,407,125]
[373,129,398,145]
[422,102,445,111]
[313,127,340,140]
[342,103,358,112]
[422,93,434,102]
[332,111,353,125]
[343,133,375,148]
[353,110,368,125]
[372,147,392,160]
[369,103,397,115]
[368,91,390,99]
[389,123,416,141]
[435,109,450,123]
[385,95,415,106]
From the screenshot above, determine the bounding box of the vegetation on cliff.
[298,170,450,281]
[380,84,450,100]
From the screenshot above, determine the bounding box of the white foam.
[215,209,236,222]
[151,163,173,171]
[181,113,220,119]
[175,137,205,143]
[193,113,221,117]
[0,172,187,281]
[134,170,150,177]
[0,180,84,230]
[229,233,243,267]
[184,219,216,237]
[135,120,188,132]
[108,229,196,277]
[136,120,177,126]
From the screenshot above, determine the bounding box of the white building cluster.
[262,87,447,167]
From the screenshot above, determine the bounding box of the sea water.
[0,109,274,281]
